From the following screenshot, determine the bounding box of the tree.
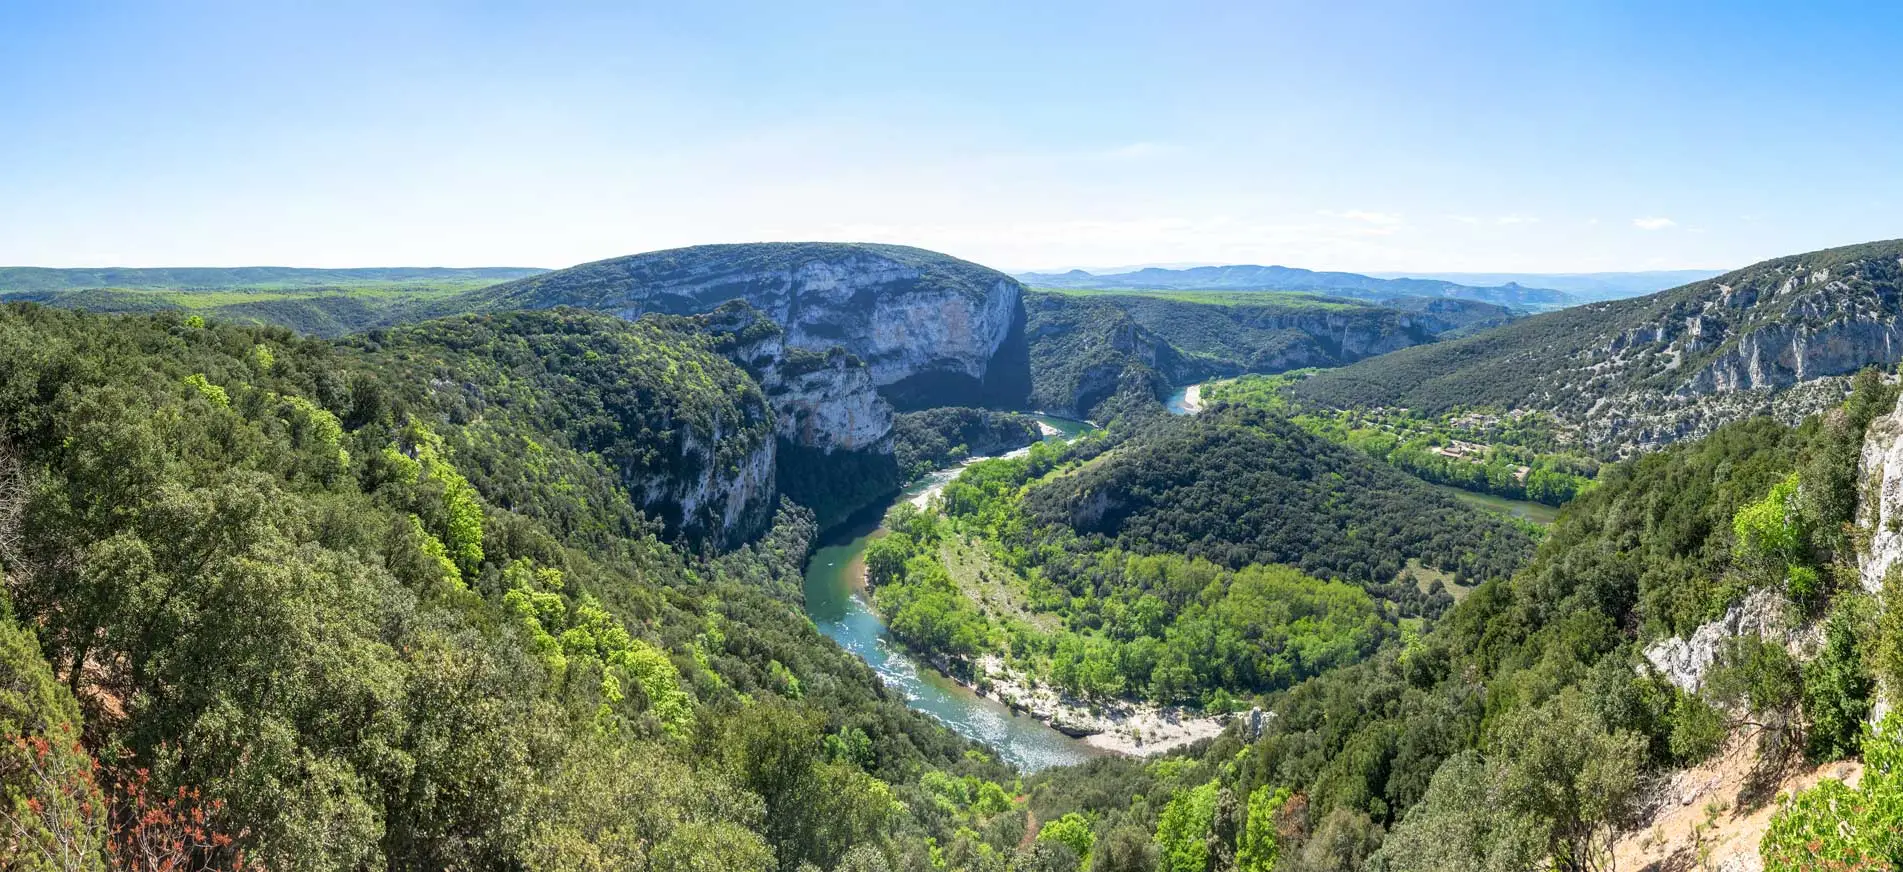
[1761,715,1903,870]
[1802,598,1872,762]
[1015,840,1081,872]
[1236,786,1289,872]
[1153,780,1219,872]
[1375,752,1543,872]
[1037,812,1095,864]
[1088,825,1157,872]
[1491,692,1646,872]
[0,616,104,872]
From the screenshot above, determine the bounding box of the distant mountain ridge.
[0,265,545,292]
[1017,264,1574,310]
[1292,238,1903,453]
[1367,269,1724,302]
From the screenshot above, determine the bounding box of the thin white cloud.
[1321,209,1403,226]
[1100,141,1172,160]
[1632,216,1677,230]
[1495,214,1539,225]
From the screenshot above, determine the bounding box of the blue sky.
[3,1,1900,273]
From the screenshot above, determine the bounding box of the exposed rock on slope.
[1643,588,1796,692]
[360,310,778,545]
[1859,390,1903,593]
[1294,239,1903,454]
[670,301,892,452]
[1024,291,1510,417]
[483,243,1032,449]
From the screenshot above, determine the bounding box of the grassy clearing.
[1403,557,1470,601]
[940,534,1059,632]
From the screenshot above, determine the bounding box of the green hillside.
[1291,239,1903,453]
[0,302,1031,871]
[1024,290,1510,419]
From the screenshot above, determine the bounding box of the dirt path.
[1612,733,1861,872]
[1018,808,1039,852]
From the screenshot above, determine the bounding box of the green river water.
[798,415,1104,772]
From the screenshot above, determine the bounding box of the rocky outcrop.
[775,349,890,452]
[1297,240,1903,456]
[641,421,778,545]
[1859,392,1903,593]
[679,302,893,453]
[1643,588,1794,692]
[483,243,1031,452]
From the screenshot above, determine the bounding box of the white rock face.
[493,243,1023,453]
[770,352,892,452]
[1860,392,1903,593]
[1859,392,1903,722]
[1389,249,1903,456]
[595,253,1020,390]
[694,304,894,454]
[641,422,778,544]
[1643,588,1792,692]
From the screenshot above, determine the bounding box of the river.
[1164,383,1558,525]
[1164,382,1204,416]
[1425,482,1561,526]
[799,415,1103,772]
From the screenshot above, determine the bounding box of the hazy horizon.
[6,2,1901,273]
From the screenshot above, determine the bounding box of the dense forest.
[1019,408,1534,591]
[8,251,1903,871]
[852,404,1534,715]
[0,303,1058,871]
[1207,375,1597,506]
[1002,368,1903,872]
[892,407,1044,481]
[1020,291,1496,421]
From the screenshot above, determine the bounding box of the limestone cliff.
[1294,239,1903,456]
[482,242,1031,453]
[674,301,892,453]
[1859,391,1903,594]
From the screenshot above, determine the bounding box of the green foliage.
[1237,785,1289,871]
[1733,472,1808,587]
[0,614,106,871]
[1152,779,1218,872]
[1037,811,1095,864]
[353,309,777,544]
[868,499,1389,703]
[894,407,1044,481]
[1211,375,1597,508]
[1762,715,1903,870]
[407,421,487,577]
[1802,596,1873,762]
[183,371,228,407]
[1377,751,1544,872]
[1021,407,1533,597]
[0,302,1018,870]
[776,439,902,531]
[1667,692,1726,764]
